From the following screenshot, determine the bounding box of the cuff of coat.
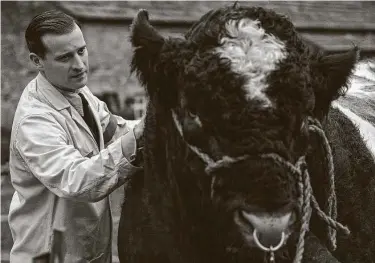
[121,128,142,167]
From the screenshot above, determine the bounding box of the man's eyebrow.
[55,45,87,59]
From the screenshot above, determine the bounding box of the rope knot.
[205,155,248,175]
[171,110,350,263]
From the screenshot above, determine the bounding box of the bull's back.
[325,60,375,262]
[333,60,375,159]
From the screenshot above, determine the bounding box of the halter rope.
[308,117,338,251]
[171,110,350,263]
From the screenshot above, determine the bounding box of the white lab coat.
[8,73,142,262]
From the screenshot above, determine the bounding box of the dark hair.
[25,10,80,58]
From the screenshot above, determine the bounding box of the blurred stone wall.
[1,2,57,129]
[82,23,185,114]
[1,2,186,132]
[3,1,375,131]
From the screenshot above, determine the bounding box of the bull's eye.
[188,111,198,119]
[184,110,203,130]
[187,111,203,127]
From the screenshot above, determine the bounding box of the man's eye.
[78,48,86,55]
[57,56,70,62]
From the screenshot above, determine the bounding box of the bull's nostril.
[241,210,294,231]
[240,210,293,247]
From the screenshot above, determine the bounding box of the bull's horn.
[130,9,165,49]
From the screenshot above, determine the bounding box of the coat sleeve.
[14,113,142,202]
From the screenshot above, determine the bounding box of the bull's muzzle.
[239,211,295,248]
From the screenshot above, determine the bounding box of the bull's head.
[130,5,357,259]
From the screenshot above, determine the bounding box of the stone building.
[2,1,375,129]
[55,1,375,120]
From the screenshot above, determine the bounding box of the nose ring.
[252,229,286,252]
[253,230,286,262]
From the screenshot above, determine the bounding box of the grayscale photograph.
[1,1,375,263]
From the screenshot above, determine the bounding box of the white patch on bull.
[352,59,375,83]
[333,60,375,160]
[333,102,375,160]
[348,59,375,93]
[215,18,287,107]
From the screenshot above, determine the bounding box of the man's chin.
[70,78,87,90]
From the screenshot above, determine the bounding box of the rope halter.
[171,110,350,263]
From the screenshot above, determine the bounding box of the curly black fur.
[118,4,373,263]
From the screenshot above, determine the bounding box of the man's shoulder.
[16,92,52,114]
[12,105,57,133]
[13,87,57,129]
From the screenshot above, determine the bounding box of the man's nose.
[72,54,85,70]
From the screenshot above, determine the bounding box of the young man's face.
[39,24,89,91]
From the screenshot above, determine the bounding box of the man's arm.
[90,93,142,146]
[14,113,142,202]
[91,93,145,165]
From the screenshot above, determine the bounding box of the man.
[8,10,144,262]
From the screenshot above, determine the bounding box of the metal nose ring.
[252,229,286,252]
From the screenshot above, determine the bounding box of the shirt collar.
[36,73,86,111]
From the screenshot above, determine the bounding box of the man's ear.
[312,47,359,117]
[29,53,44,71]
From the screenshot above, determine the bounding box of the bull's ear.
[313,48,359,116]
[130,9,165,87]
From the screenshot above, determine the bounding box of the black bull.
[118,7,375,263]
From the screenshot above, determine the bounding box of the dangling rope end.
[340,225,351,236]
